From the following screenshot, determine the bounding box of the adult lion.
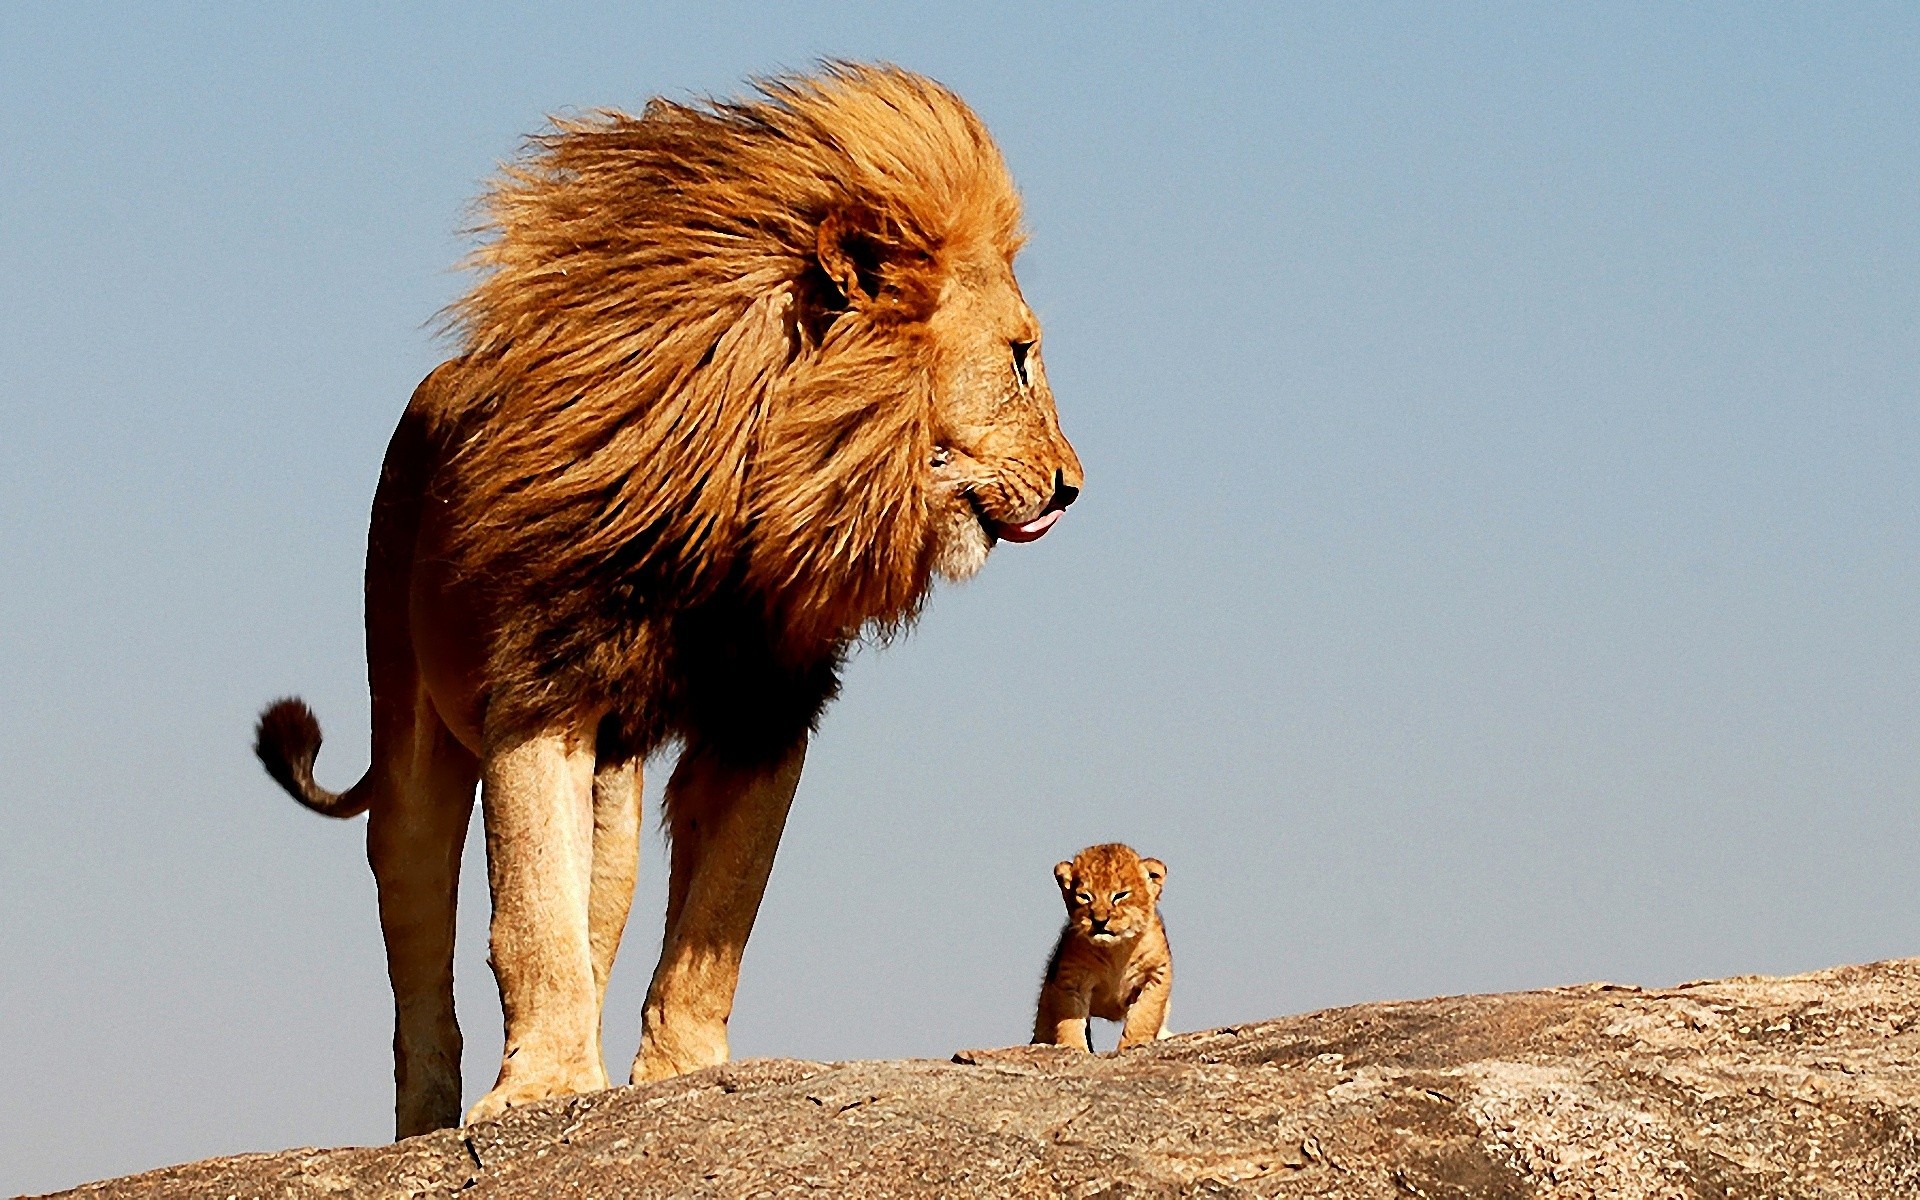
[254,64,1080,1137]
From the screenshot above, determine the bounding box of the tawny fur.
[1034,844,1172,1052]
[255,63,1082,1138]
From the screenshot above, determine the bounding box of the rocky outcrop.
[41,959,1920,1198]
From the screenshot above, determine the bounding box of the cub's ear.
[1141,858,1167,896]
[1053,861,1076,893]
[816,207,887,308]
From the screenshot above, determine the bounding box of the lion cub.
[1033,843,1172,1052]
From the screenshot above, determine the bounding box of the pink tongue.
[994,508,1063,544]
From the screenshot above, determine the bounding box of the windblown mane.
[441,64,1025,726]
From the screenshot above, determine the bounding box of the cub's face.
[1054,843,1166,947]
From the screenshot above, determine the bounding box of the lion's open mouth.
[992,508,1063,544]
[968,490,1067,545]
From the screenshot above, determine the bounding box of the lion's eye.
[1112,891,1129,902]
[1011,340,1033,387]
[1075,891,1091,904]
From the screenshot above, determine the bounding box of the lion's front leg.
[632,739,805,1083]
[1034,985,1094,1052]
[466,718,608,1125]
[1117,969,1171,1051]
[587,750,641,1039]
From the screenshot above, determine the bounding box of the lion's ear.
[1053,861,1075,894]
[816,207,887,307]
[1141,858,1167,897]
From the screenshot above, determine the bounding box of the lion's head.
[1054,844,1167,947]
[919,254,1083,582]
[440,64,1079,719]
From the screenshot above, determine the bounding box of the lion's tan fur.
[255,64,1081,1138]
[1034,844,1173,1052]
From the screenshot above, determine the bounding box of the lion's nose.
[1050,470,1080,511]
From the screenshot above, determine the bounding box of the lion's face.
[923,259,1083,582]
[1054,844,1167,947]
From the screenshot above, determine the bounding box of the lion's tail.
[254,697,371,819]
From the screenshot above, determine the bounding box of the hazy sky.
[4,4,1915,1193]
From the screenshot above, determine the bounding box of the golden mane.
[439,64,1026,730]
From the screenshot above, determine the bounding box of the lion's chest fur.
[417,558,845,763]
[398,369,849,761]
[1047,917,1172,1021]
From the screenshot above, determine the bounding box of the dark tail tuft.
[255,696,369,818]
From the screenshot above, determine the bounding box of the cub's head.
[1053,843,1166,946]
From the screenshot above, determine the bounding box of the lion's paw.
[463,1064,607,1126]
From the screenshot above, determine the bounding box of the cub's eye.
[1112,891,1130,902]
[1011,340,1033,387]
[1075,891,1092,904]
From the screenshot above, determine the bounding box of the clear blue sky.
[3,4,1915,1192]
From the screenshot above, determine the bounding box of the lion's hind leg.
[367,690,479,1139]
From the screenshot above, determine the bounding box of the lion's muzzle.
[990,469,1080,544]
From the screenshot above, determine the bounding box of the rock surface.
[40,959,1920,1198]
